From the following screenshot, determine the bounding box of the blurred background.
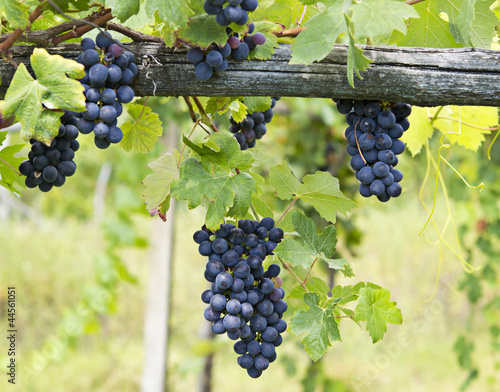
[0,97,499,392]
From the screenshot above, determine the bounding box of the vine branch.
[277,256,307,291]
[276,196,299,226]
[0,4,45,56]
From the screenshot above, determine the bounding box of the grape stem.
[178,119,201,168]
[192,97,219,134]
[275,196,299,226]
[297,6,307,26]
[302,257,318,287]
[353,118,367,164]
[183,97,198,123]
[277,256,308,292]
[0,157,21,176]
[250,202,260,221]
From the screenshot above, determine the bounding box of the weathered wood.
[2,43,500,106]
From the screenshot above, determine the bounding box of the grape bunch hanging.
[336,100,410,202]
[230,97,279,150]
[194,217,287,378]
[75,32,137,149]
[187,23,267,81]
[204,0,259,27]
[18,111,79,192]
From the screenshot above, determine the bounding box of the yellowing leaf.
[3,48,86,144]
[433,106,497,150]
[0,0,29,29]
[402,106,435,156]
[142,150,180,216]
[121,104,164,153]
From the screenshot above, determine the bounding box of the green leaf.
[121,103,163,153]
[354,287,402,343]
[448,0,497,49]
[269,162,356,222]
[290,4,346,65]
[345,13,373,87]
[142,150,180,217]
[289,277,332,302]
[434,106,497,151]
[171,133,256,229]
[299,171,357,222]
[104,0,140,22]
[351,0,419,40]
[274,211,354,278]
[243,97,272,114]
[454,335,475,369]
[3,48,86,144]
[289,293,341,361]
[146,0,193,29]
[0,132,25,193]
[0,0,30,29]
[205,97,240,116]
[176,14,228,49]
[389,0,462,48]
[401,106,434,156]
[228,101,248,123]
[252,0,322,28]
[269,161,302,200]
[247,22,281,60]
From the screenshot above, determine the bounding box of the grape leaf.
[433,106,497,151]
[0,132,25,193]
[0,0,29,29]
[389,0,462,48]
[104,0,140,22]
[50,0,90,12]
[447,0,497,49]
[253,0,321,28]
[270,162,356,222]
[351,0,419,41]
[401,106,434,156]
[290,3,346,65]
[344,13,373,87]
[171,133,256,229]
[142,150,180,217]
[3,49,86,144]
[176,14,228,49]
[454,335,475,369]
[247,21,281,60]
[354,287,402,343]
[289,293,341,361]
[275,211,353,278]
[146,0,193,29]
[269,161,302,199]
[243,97,272,114]
[289,277,332,302]
[121,103,164,153]
[205,97,240,116]
[228,101,248,123]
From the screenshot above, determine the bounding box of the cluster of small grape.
[18,111,79,192]
[187,23,266,81]
[229,97,279,150]
[336,100,410,202]
[204,0,258,27]
[194,217,287,378]
[74,32,136,149]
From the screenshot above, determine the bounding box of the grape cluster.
[194,217,287,378]
[74,32,137,149]
[229,97,279,150]
[336,100,410,202]
[18,111,79,192]
[204,0,258,27]
[187,23,266,81]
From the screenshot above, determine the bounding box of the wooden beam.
[2,43,500,106]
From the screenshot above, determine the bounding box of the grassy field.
[0,191,497,391]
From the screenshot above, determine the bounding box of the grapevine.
[0,0,498,389]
